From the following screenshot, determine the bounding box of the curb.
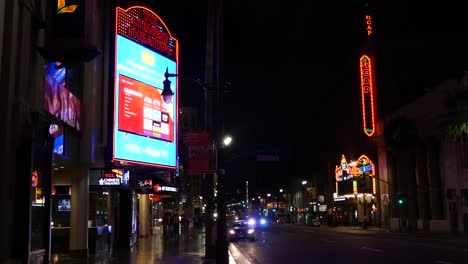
[228,243,253,264]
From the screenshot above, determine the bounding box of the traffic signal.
[396,193,405,205]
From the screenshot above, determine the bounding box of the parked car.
[311,218,321,227]
[227,220,256,242]
[276,216,285,223]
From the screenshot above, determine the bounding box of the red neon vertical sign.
[360,55,376,137]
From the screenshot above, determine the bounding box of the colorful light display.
[360,55,376,137]
[335,154,376,196]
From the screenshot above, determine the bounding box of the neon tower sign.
[360,55,375,137]
[359,7,376,137]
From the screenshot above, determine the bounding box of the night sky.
[146,0,468,197]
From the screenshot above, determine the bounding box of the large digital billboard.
[113,6,178,168]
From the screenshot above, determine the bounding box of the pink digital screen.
[118,74,174,142]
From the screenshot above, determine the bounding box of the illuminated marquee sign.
[335,154,376,181]
[365,15,373,36]
[116,7,176,60]
[113,6,178,168]
[360,55,376,137]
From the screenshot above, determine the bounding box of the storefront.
[135,173,179,238]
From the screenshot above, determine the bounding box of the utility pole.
[204,0,222,260]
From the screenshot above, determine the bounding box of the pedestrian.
[188,215,195,239]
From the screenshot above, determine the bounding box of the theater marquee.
[359,55,375,137]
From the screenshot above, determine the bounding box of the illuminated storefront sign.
[57,0,79,14]
[99,177,121,186]
[153,184,177,193]
[137,179,153,188]
[360,55,376,137]
[113,6,178,168]
[52,0,84,38]
[365,15,373,36]
[353,181,358,194]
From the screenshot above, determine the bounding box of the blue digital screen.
[113,34,177,168]
[54,134,64,155]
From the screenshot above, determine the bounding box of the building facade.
[1,1,181,263]
[376,71,468,234]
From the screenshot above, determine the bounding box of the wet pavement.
[51,226,244,264]
[52,223,441,263]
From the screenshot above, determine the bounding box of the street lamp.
[161,67,177,104]
[223,135,232,146]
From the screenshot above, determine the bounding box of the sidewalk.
[51,226,247,264]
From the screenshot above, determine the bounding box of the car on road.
[227,219,256,242]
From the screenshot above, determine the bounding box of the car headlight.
[260,218,266,225]
[248,219,256,226]
[229,229,235,234]
[247,229,255,234]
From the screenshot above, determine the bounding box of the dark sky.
[146,0,468,196]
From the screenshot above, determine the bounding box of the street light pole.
[212,0,228,262]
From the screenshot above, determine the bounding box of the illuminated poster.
[113,6,178,168]
[359,55,375,137]
[44,62,81,131]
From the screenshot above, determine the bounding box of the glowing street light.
[223,135,232,146]
[302,180,307,185]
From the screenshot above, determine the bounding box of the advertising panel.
[113,6,178,168]
[183,131,212,174]
[44,62,81,131]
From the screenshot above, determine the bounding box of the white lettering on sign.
[98,178,121,186]
[126,143,141,154]
[161,186,177,192]
[154,184,177,192]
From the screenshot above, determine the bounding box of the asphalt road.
[230,222,468,264]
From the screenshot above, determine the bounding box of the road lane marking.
[323,240,336,243]
[435,261,453,264]
[360,246,383,252]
